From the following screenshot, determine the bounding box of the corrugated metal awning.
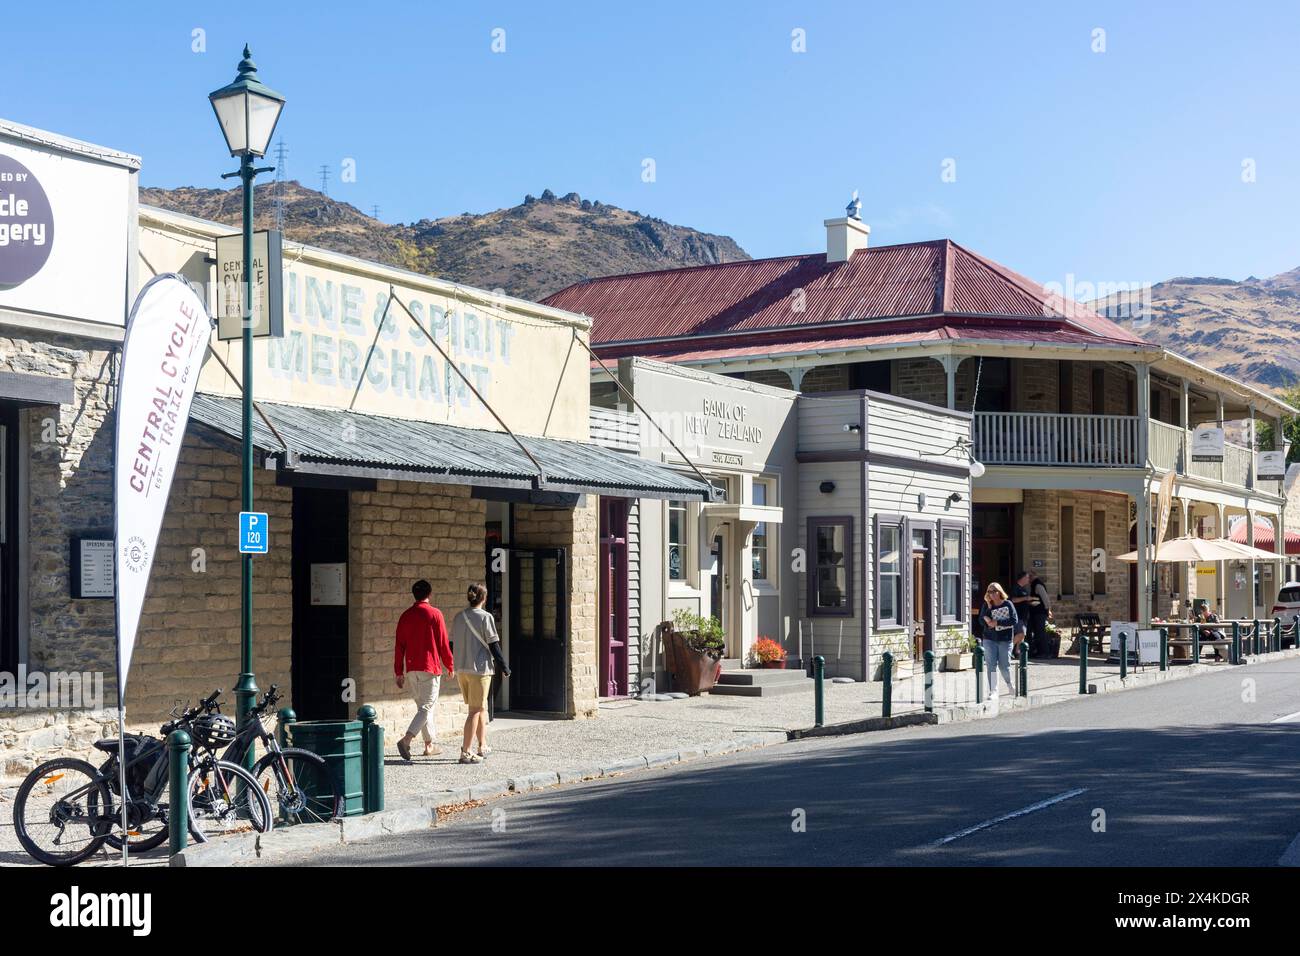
[188,393,714,501]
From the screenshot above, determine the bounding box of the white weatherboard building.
[591,357,973,687]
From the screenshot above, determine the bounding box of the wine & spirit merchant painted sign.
[196,254,592,440]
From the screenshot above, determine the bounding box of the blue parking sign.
[239,512,269,554]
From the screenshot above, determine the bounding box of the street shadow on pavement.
[299,722,1300,868]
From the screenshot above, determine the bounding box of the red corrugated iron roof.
[543,238,1148,349]
[1229,519,1300,554]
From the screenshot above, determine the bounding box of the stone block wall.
[350,480,483,741]
[799,364,850,394]
[1018,489,1136,625]
[514,498,599,717]
[1,332,118,775]
[744,369,794,390]
[127,433,294,723]
[2,333,117,680]
[892,358,943,407]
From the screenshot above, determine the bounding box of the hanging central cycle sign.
[216,229,283,340]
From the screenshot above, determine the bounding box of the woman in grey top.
[452,584,511,764]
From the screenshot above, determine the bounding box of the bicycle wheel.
[253,747,342,826]
[186,759,273,842]
[103,790,170,855]
[12,758,112,867]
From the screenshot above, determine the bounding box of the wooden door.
[509,548,567,712]
[911,528,932,659]
[912,552,927,659]
[599,499,629,697]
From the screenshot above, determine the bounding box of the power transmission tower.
[273,140,289,232]
[318,164,330,196]
[371,204,380,220]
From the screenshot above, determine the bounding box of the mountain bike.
[11,689,272,866]
[212,684,343,826]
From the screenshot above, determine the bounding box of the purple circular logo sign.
[0,155,55,288]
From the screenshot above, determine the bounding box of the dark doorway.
[509,547,567,712]
[974,358,1012,412]
[599,499,629,697]
[972,504,1015,619]
[911,528,932,659]
[0,406,18,675]
[291,487,350,720]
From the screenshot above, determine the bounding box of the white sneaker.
[987,690,999,703]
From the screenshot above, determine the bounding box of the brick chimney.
[825,192,870,263]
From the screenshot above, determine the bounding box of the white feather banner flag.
[114,275,211,697]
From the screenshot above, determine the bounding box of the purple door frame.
[599,498,630,697]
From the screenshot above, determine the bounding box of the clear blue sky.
[8,1,1299,287]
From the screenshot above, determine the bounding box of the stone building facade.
[1,121,139,778]
[2,117,705,788]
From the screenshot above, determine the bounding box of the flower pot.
[877,657,915,680]
[759,659,786,669]
[943,651,973,672]
[662,627,722,695]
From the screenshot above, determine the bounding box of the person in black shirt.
[1028,573,1053,657]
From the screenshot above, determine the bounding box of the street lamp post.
[209,46,285,761]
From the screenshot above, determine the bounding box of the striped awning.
[187,393,714,500]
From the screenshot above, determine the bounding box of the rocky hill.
[140,182,1298,396]
[140,182,748,301]
[1095,272,1300,394]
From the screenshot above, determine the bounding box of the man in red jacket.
[394,579,454,762]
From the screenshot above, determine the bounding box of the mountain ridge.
[139,181,1298,398]
[139,181,749,302]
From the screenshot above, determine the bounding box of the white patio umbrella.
[1117,534,1286,563]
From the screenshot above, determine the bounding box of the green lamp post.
[209,46,285,763]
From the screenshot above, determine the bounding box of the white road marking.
[1270,710,1300,723]
[929,788,1089,847]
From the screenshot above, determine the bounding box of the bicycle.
[11,689,272,866]
[211,684,343,826]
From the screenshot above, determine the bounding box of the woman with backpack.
[452,583,511,765]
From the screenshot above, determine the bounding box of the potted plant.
[1041,621,1062,659]
[664,610,727,695]
[750,636,787,669]
[876,643,914,680]
[943,628,976,671]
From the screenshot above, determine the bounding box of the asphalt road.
[297,658,1300,866]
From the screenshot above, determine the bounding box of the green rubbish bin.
[285,719,365,817]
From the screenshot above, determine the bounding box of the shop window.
[875,517,902,626]
[752,479,773,582]
[1060,505,1076,596]
[940,526,963,622]
[808,517,852,616]
[667,500,688,581]
[1091,510,1107,595]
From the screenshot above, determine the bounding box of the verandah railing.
[973,412,1139,466]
